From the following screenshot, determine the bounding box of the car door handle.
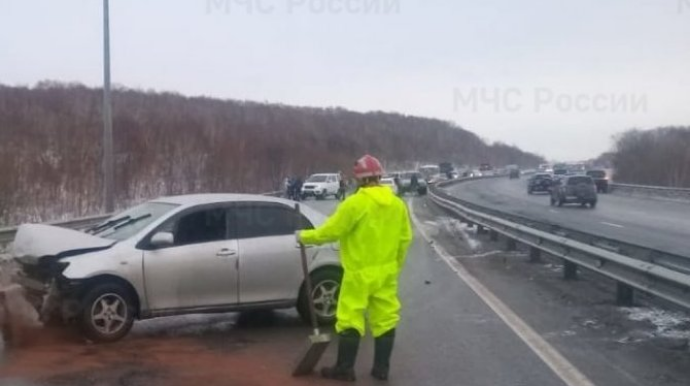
[217,249,237,257]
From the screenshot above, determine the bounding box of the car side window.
[232,204,314,239]
[171,208,227,246]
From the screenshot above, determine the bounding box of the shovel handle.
[296,204,321,331]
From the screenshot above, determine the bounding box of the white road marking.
[601,222,624,229]
[409,199,597,386]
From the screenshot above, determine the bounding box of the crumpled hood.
[360,186,395,206]
[12,224,115,264]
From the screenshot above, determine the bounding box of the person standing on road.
[297,154,413,382]
[337,172,347,201]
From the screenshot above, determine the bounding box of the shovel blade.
[292,333,331,377]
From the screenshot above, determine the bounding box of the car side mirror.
[151,232,174,249]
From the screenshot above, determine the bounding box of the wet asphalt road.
[2,195,687,385]
[446,177,690,257]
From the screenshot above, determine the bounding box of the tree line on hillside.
[608,127,690,188]
[0,82,544,225]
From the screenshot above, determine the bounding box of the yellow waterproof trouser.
[336,264,400,338]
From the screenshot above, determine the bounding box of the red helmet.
[353,155,384,179]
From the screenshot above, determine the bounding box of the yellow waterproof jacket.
[300,185,413,273]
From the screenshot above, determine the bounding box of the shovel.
[292,203,331,376]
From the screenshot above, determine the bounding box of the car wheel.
[590,200,597,208]
[79,283,135,343]
[550,196,555,206]
[297,269,342,326]
[557,197,564,207]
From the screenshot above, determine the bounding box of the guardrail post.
[616,282,634,306]
[489,229,498,242]
[505,238,517,251]
[563,260,578,280]
[529,247,542,263]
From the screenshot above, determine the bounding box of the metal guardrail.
[609,183,690,202]
[0,191,284,248]
[429,178,690,310]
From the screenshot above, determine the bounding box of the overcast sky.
[2,0,689,160]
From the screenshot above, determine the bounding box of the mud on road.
[0,310,344,386]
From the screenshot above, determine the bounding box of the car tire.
[557,197,565,207]
[550,196,555,206]
[78,283,135,343]
[297,269,342,327]
[590,200,597,208]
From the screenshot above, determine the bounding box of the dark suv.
[550,176,598,208]
[586,169,609,193]
[527,173,553,194]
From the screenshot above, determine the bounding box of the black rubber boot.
[371,329,396,381]
[321,329,360,382]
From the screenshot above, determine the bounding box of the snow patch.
[437,216,482,251]
[621,307,690,339]
[545,263,563,273]
[455,250,526,260]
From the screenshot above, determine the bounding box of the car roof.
[151,193,288,207]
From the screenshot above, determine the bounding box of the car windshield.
[400,172,419,179]
[93,202,179,241]
[587,170,606,178]
[306,175,329,183]
[567,177,594,185]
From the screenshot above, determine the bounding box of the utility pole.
[103,0,114,213]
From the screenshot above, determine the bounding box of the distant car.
[527,173,553,194]
[301,173,341,200]
[550,176,598,208]
[509,169,521,179]
[11,194,343,343]
[380,177,399,195]
[586,169,609,193]
[553,168,568,176]
[396,171,427,195]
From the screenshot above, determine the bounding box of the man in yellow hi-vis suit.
[297,155,413,382]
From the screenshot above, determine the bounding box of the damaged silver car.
[11,194,342,342]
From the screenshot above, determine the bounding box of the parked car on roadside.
[11,194,342,343]
[550,176,598,208]
[586,169,609,193]
[395,171,428,195]
[301,173,341,200]
[527,173,553,194]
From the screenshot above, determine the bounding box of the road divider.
[609,183,690,202]
[429,178,690,311]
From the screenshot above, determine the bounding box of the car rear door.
[142,205,239,312]
[232,202,314,304]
